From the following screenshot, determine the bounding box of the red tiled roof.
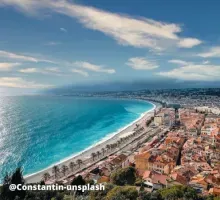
[142,170,151,179]
[209,187,220,195]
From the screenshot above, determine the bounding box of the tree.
[117,141,121,147]
[11,168,26,200]
[0,168,26,200]
[76,159,83,168]
[52,165,60,180]
[137,191,163,200]
[158,185,198,200]
[150,192,163,200]
[71,175,86,185]
[91,153,96,161]
[90,183,115,200]
[42,172,51,182]
[110,167,136,186]
[71,175,86,195]
[159,186,183,200]
[120,138,124,144]
[53,193,64,200]
[96,151,101,159]
[61,165,68,177]
[69,162,75,172]
[101,148,105,156]
[183,186,198,200]
[0,172,11,200]
[137,191,151,200]
[110,144,115,151]
[106,186,138,200]
[106,144,111,153]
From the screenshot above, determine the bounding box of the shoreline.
[25,100,159,183]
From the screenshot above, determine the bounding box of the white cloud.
[0,50,38,62]
[0,50,56,63]
[126,57,158,70]
[60,27,67,32]
[19,68,38,73]
[44,41,61,46]
[178,38,202,48]
[0,0,202,50]
[158,64,220,81]
[198,46,220,58]
[73,61,115,74]
[168,59,191,65]
[19,67,62,75]
[71,68,88,77]
[0,62,21,70]
[0,77,53,88]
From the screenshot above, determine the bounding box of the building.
[154,113,164,126]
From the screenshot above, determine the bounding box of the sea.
[0,96,154,181]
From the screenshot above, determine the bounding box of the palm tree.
[106,144,110,153]
[111,143,116,150]
[91,152,96,161]
[76,159,83,168]
[69,162,75,172]
[110,144,114,151]
[42,172,50,182]
[101,148,105,156]
[61,165,68,177]
[52,165,59,180]
[96,151,101,158]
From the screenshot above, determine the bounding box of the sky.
[0,0,220,95]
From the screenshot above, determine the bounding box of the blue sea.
[0,96,153,180]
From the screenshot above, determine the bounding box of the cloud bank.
[0,0,202,51]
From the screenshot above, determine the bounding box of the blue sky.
[0,0,220,94]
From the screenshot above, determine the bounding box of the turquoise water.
[0,96,153,180]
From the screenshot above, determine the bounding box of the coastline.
[25,100,159,183]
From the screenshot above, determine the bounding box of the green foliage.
[150,192,164,200]
[86,179,95,185]
[71,175,86,186]
[137,191,151,200]
[135,177,144,186]
[24,190,61,200]
[205,195,214,200]
[106,186,138,200]
[71,175,86,195]
[54,193,64,200]
[207,196,220,200]
[110,167,136,186]
[63,195,72,200]
[158,185,198,200]
[89,183,115,200]
[138,191,163,200]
